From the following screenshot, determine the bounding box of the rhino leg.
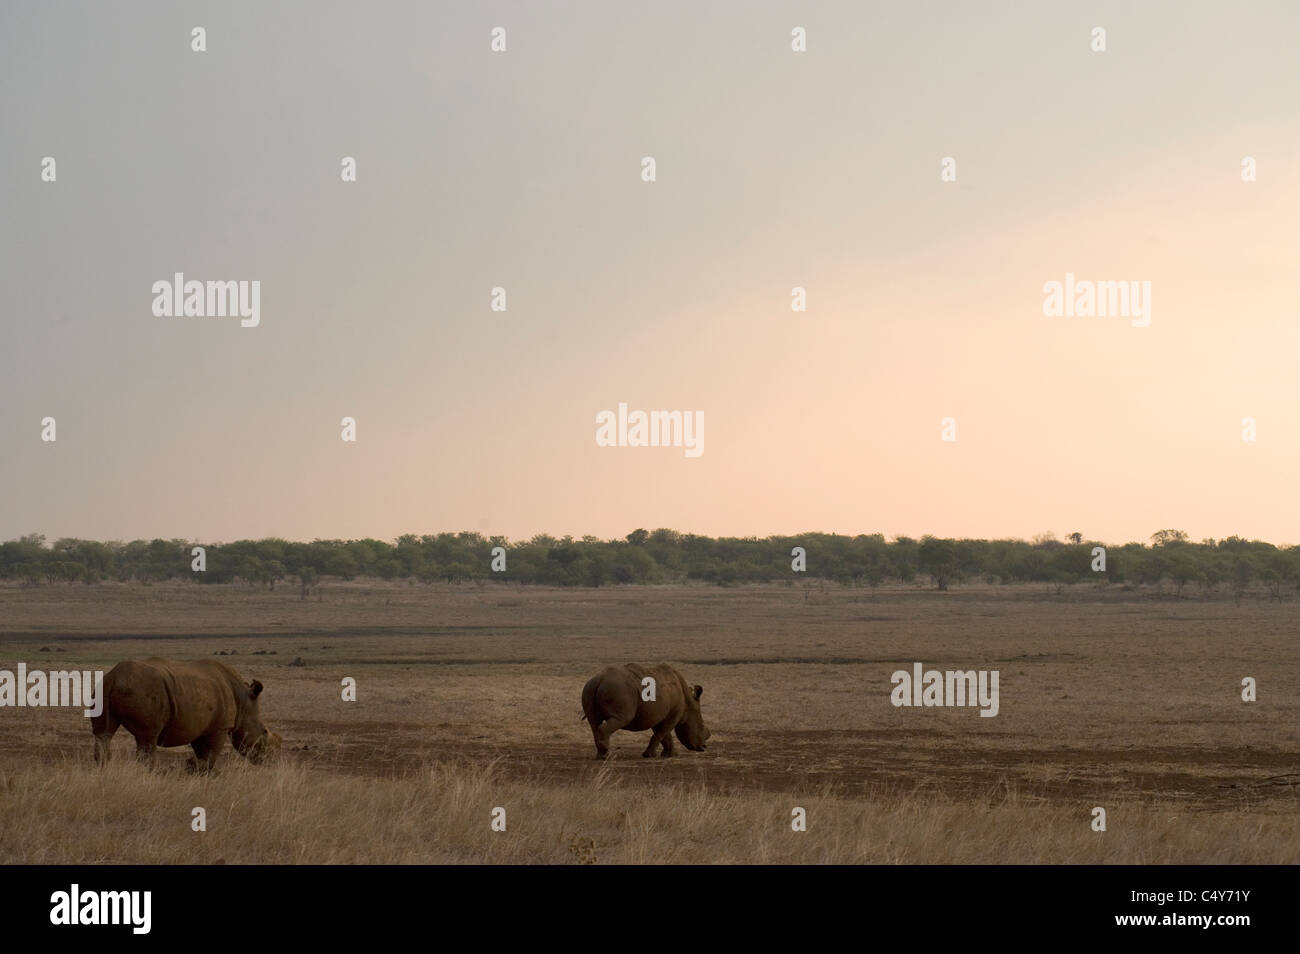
[91,710,118,766]
[135,738,157,769]
[134,738,158,768]
[590,717,628,759]
[643,724,673,758]
[189,733,225,773]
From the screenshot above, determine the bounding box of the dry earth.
[1,580,1297,862]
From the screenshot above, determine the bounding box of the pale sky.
[2,1,1298,545]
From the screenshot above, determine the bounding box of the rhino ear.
[249,679,264,699]
[693,684,703,700]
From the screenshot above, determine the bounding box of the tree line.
[2,529,1298,597]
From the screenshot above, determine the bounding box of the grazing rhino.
[581,663,710,759]
[90,658,280,771]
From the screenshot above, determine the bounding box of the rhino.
[90,658,280,770]
[581,663,710,759]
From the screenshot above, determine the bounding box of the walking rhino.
[581,663,711,759]
[91,658,280,770]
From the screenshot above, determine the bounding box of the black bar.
[1,864,1276,939]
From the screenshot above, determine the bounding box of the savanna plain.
[1,580,1297,863]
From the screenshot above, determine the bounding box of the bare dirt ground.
[2,582,1300,868]
[1,580,1298,862]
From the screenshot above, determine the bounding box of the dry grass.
[3,757,1297,864]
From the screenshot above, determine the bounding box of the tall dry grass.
[2,757,1296,864]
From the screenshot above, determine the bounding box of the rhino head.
[232,679,279,764]
[673,683,711,751]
